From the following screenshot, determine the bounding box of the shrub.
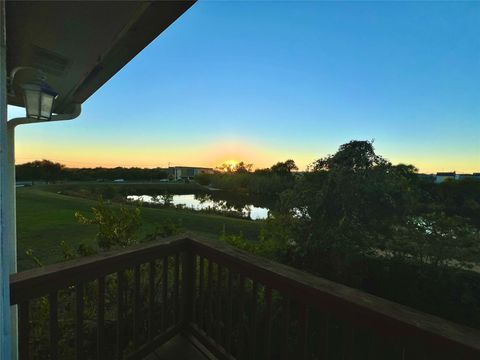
[75,199,142,250]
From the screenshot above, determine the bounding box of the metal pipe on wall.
[5,104,81,359]
[0,0,13,357]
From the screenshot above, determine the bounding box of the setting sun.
[219,159,239,172]
[225,159,238,167]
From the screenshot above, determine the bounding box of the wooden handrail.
[9,233,480,359]
[189,235,480,358]
[10,235,189,305]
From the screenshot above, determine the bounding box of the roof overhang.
[6,1,195,114]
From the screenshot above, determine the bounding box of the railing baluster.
[281,297,290,360]
[199,257,205,330]
[318,314,330,359]
[182,250,195,324]
[249,281,258,360]
[215,265,223,344]
[342,323,354,360]
[75,283,84,360]
[225,270,233,353]
[174,253,180,324]
[133,265,140,350]
[49,291,58,360]
[366,332,376,360]
[191,255,197,324]
[206,260,213,336]
[162,256,168,331]
[116,271,125,359]
[298,304,309,360]
[148,261,155,340]
[97,276,105,359]
[19,301,29,360]
[264,287,272,360]
[238,275,246,360]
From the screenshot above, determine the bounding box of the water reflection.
[127,194,269,220]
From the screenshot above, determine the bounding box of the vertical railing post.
[133,265,141,350]
[97,277,105,359]
[0,1,13,358]
[18,301,28,360]
[49,291,59,360]
[75,283,84,360]
[148,261,155,340]
[161,256,168,330]
[116,271,125,360]
[181,241,195,327]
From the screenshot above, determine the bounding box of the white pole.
[0,0,12,358]
[5,106,81,359]
[6,123,17,360]
[6,125,15,273]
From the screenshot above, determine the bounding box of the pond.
[127,193,270,220]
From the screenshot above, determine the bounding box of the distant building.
[169,166,214,180]
[456,174,473,181]
[417,173,435,183]
[435,172,456,184]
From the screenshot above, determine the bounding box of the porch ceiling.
[6,1,195,114]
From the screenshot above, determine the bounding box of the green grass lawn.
[16,186,262,271]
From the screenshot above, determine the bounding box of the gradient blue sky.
[9,1,480,173]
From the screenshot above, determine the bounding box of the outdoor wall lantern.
[21,81,58,121]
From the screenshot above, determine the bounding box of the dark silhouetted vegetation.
[195,159,299,197]
[220,140,480,329]
[16,160,169,182]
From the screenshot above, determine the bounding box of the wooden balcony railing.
[10,235,190,360]
[10,234,480,360]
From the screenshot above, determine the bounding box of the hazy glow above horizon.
[10,1,480,173]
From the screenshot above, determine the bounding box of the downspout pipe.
[6,103,81,360]
[6,103,81,272]
[0,0,10,357]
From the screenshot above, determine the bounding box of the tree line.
[15,159,169,182]
[195,159,299,198]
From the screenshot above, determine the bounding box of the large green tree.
[274,141,422,276]
[262,140,480,281]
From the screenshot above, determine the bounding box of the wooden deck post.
[0,0,13,358]
[181,243,195,327]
